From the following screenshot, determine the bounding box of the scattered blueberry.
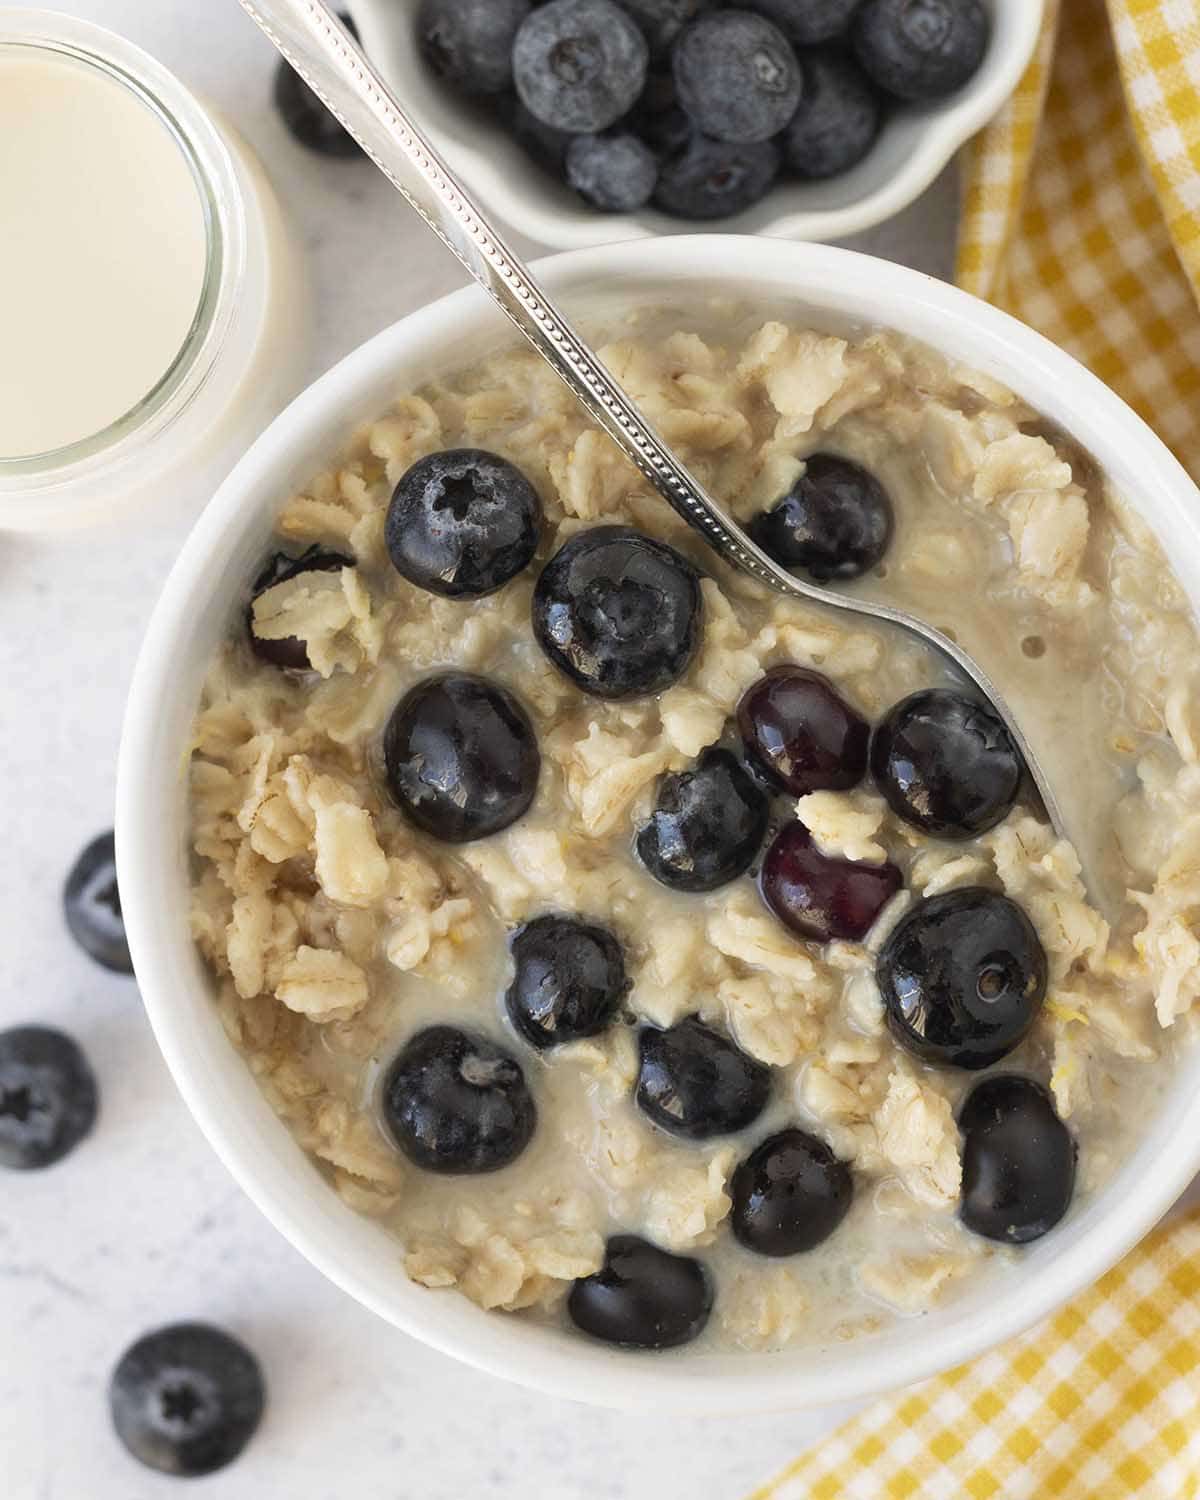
[566,131,659,210]
[877,887,1048,1069]
[273,13,362,156]
[109,1323,265,1477]
[737,666,869,796]
[385,448,541,599]
[744,0,859,43]
[418,0,532,95]
[248,545,355,670]
[532,526,702,699]
[616,0,710,57]
[382,1025,537,1173]
[636,1015,770,1140]
[760,821,901,943]
[505,914,629,1048]
[64,831,133,975]
[782,51,881,179]
[731,1127,852,1255]
[568,1234,713,1347]
[749,453,893,581]
[513,0,649,132]
[959,1075,1076,1244]
[636,747,768,891]
[870,689,1022,838]
[853,0,988,102]
[653,134,780,218]
[383,672,540,842]
[0,1025,98,1171]
[673,10,802,144]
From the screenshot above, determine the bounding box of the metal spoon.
[237,0,1113,911]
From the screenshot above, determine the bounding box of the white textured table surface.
[0,3,958,1494]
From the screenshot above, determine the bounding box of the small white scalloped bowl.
[119,238,1200,1415]
[349,0,1043,247]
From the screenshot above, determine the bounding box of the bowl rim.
[119,236,1200,1415]
[349,0,1045,247]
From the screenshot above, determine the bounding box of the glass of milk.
[0,9,309,530]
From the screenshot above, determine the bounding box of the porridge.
[187,309,1200,1352]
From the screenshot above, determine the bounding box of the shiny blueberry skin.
[731,1128,852,1256]
[760,821,901,944]
[673,10,802,144]
[636,747,768,892]
[109,1323,265,1478]
[273,13,362,155]
[385,448,541,598]
[566,132,659,210]
[615,0,710,56]
[248,545,355,670]
[63,831,132,975]
[532,526,702,699]
[877,888,1048,1069]
[853,0,988,102]
[513,0,649,132]
[653,134,780,219]
[418,0,531,95]
[870,689,1023,839]
[737,666,869,796]
[505,914,629,1048]
[959,1075,1076,1244]
[782,52,881,180]
[383,672,540,842]
[744,0,858,42]
[382,1025,536,1174]
[636,1015,771,1140]
[749,453,893,582]
[0,1025,98,1171]
[568,1234,713,1348]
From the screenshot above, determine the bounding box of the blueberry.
[383,672,540,842]
[566,132,658,210]
[673,10,802,144]
[877,888,1048,1069]
[273,13,362,156]
[381,1025,536,1173]
[64,831,132,975]
[853,0,987,102]
[628,69,694,155]
[760,821,901,943]
[615,0,710,56]
[510,99,576,171]
[532,525,702,699]
[749,453,893,582]
[653,134,780,218]
[109,1323,265,1477]
[0,1025,98,1171]
[568,1234,713,1348]
[782,52,881,179]
[731,1128,852,1255]
[418,0,531,95]
[513,0,649,132]
[385,448,541,599]
[248,545,355,670]
[737,666,869,796]
[870,689,1022,838]
[959,1075,1076,1244]
[636,747,768,892]
[505,914,629,1048]
[744,0,859,42]
[636,1015,770,1140]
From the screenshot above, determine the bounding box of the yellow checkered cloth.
[753,1211,1200,1499]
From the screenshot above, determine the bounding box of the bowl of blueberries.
[348,0,1043,244]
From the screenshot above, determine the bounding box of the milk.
[0,48,208,458]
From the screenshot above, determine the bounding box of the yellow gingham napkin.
[752,3,1200,1494]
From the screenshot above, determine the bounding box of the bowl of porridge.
[117,236,1200,1414]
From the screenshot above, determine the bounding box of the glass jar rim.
[0,11,246,490]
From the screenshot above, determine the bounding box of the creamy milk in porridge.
[187,310,1200,1352]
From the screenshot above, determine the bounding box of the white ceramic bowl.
[350,0,1043,247]
[119,238,1200,1415]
